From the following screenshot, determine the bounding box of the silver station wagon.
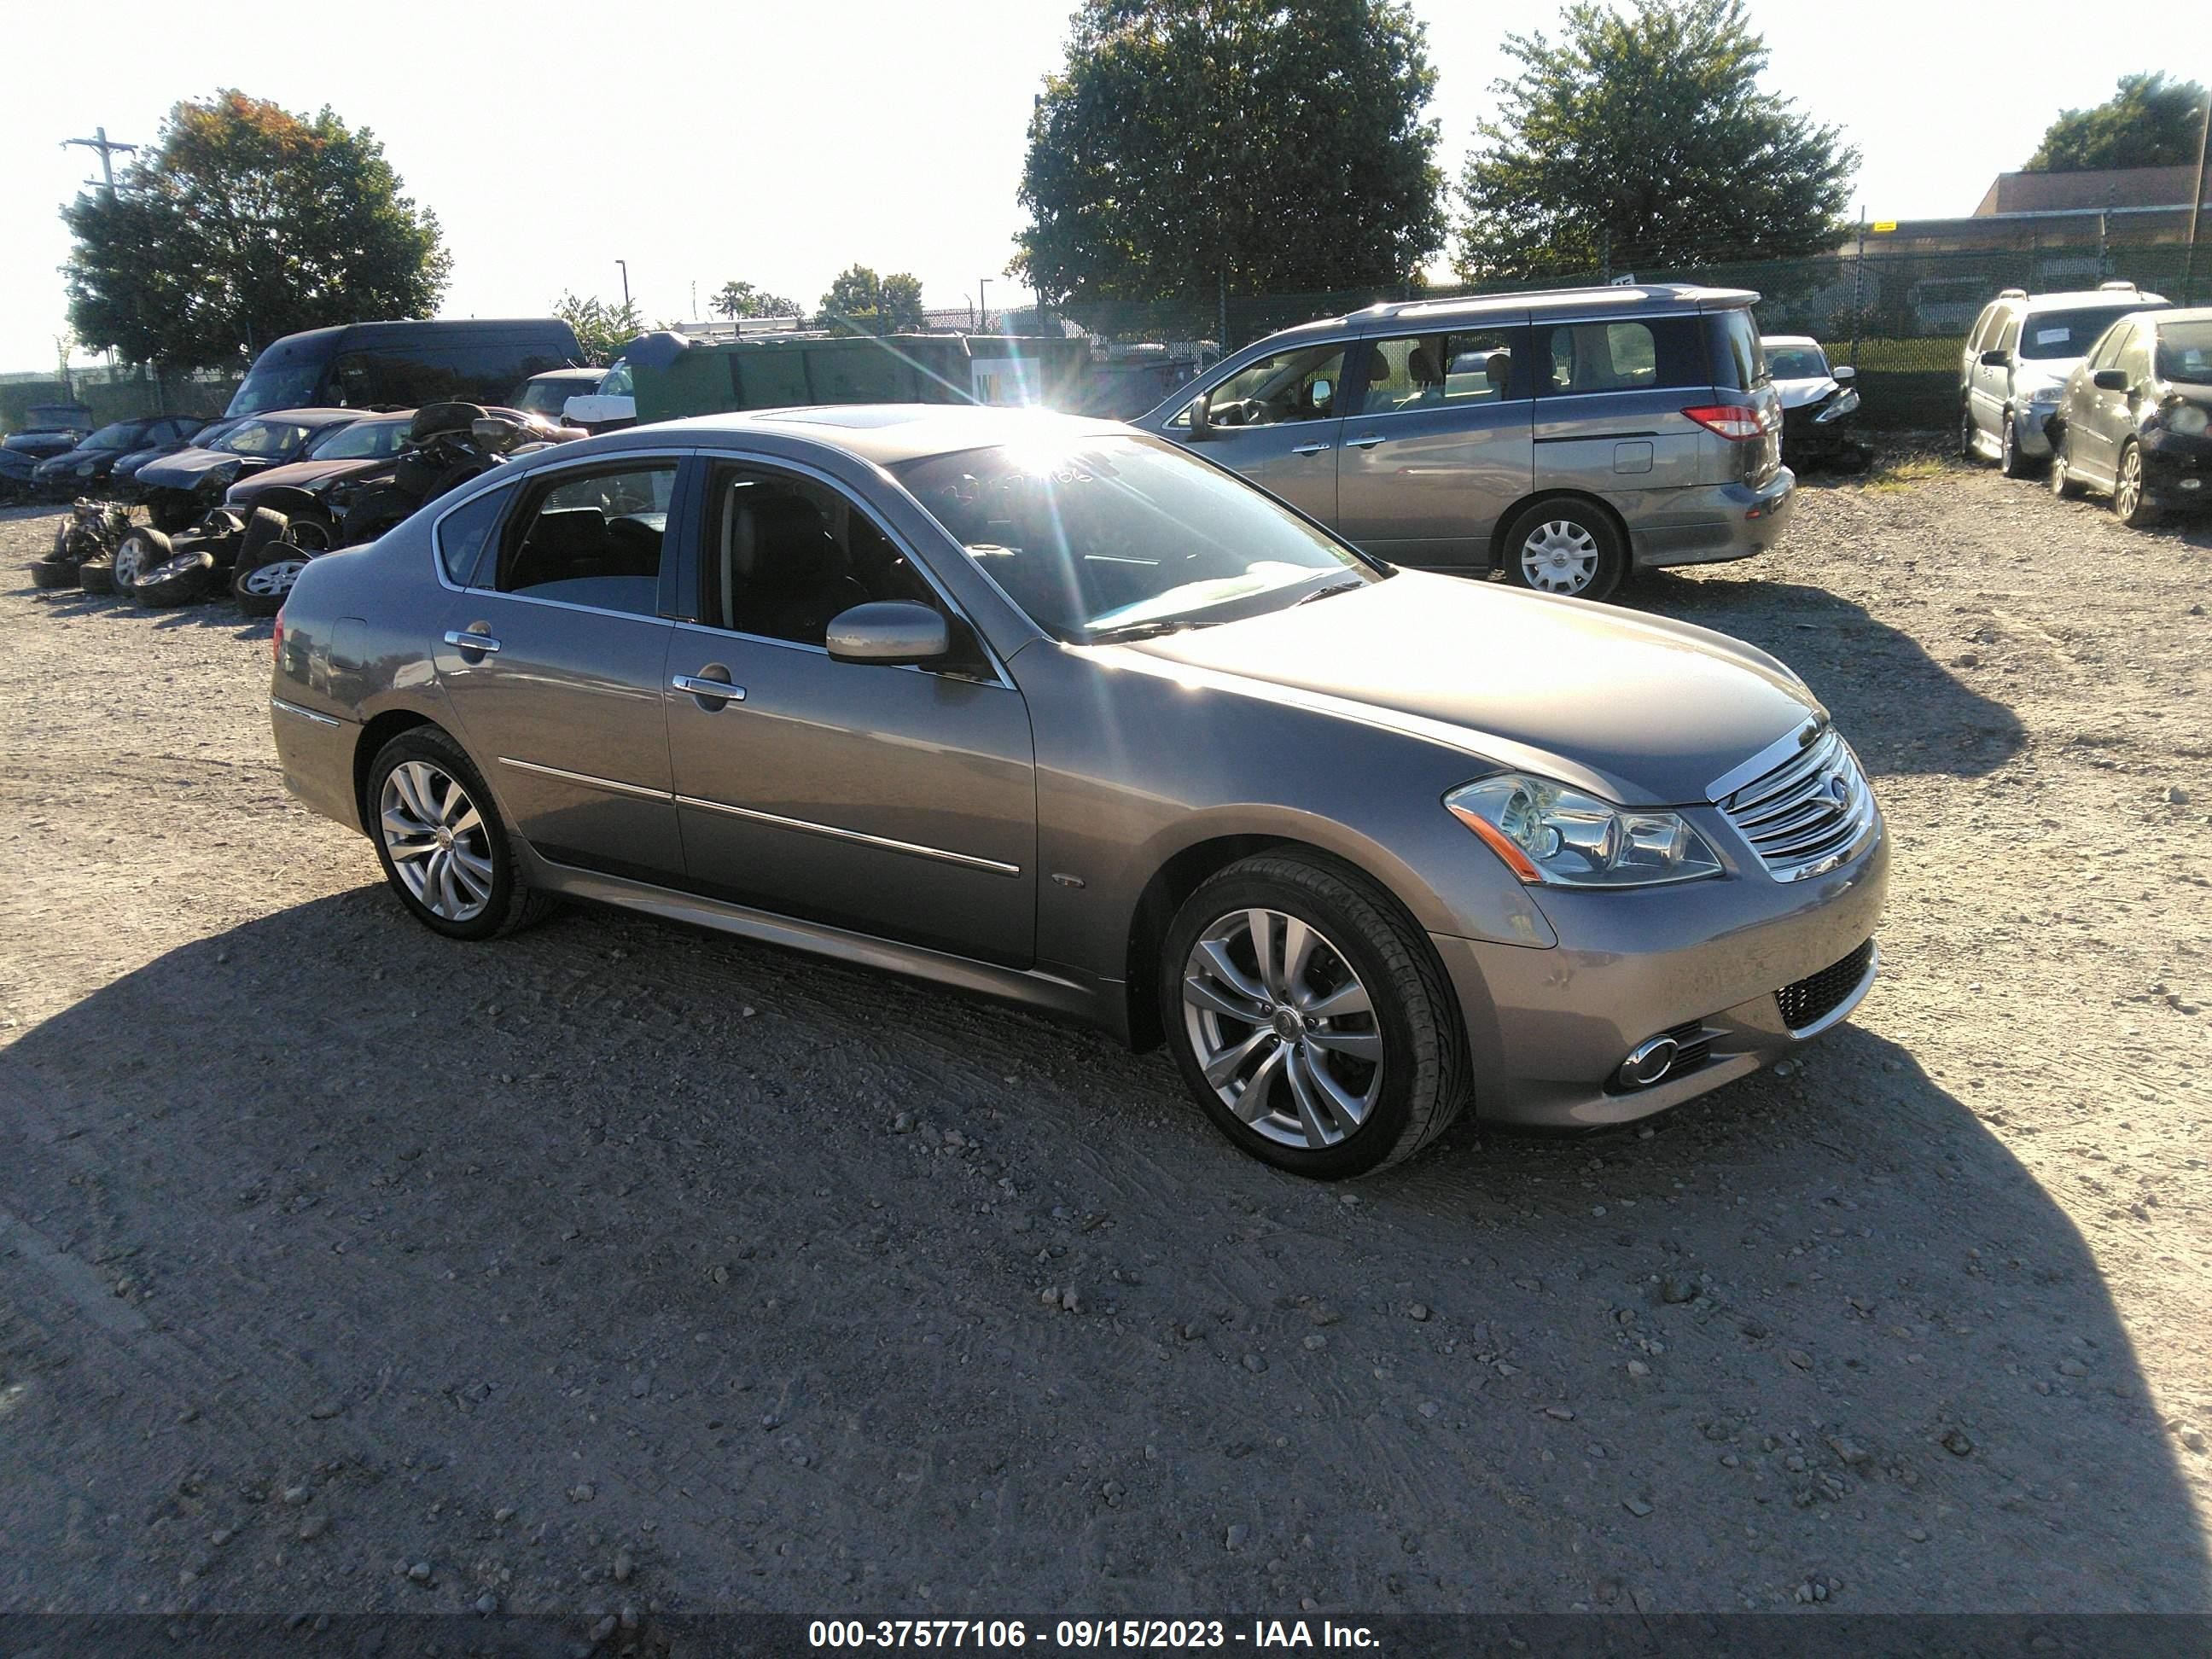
[270,406,1883,1179]
[1133,283,1795,603]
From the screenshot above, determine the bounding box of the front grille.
[1777,939,1875,1032]
[1715,725,1878,882]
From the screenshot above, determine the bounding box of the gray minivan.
[1135,283,1792,602]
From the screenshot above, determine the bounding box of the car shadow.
[2,894,2203,1615]
[19,580,269,639]
[1627,572,2026,782]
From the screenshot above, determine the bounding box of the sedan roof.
[632,405,1133,467]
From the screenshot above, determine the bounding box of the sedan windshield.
[84,422,148,451]
[218,419,317,457]
[1762,346,1828,380]
[307,419,408,460]
[892,434,1379,642]
[2019,306,2160,359]
[2157,322,2212,383]
[517,379,591,416]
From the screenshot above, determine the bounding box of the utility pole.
[1850,207,1866,370]
[2186,90,2210,306]
[616,259,631,309]
[978,278,991,331]
[62,125,138,194]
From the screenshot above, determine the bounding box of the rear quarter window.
[1709,309,1768,392]
[1538,317,1708,394]
[437,484,513,586]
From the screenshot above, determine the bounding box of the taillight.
[1682,404,1765,441]
[271,614,283,666]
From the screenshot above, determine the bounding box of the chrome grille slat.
[1716,725,1878,882]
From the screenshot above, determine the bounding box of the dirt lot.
[2,451,2209,1631]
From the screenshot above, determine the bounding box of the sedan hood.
[136,446,247,489]
[1115,572,1824,806]
[225,456,382,503]
[1773,374,1839,410]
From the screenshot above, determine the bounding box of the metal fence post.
[1850,209,1865,371]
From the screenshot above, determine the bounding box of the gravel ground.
[1,450,2209,1628]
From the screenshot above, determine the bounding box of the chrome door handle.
[1347,434,1386,450]
[672,674,745,702]
[443,630,500,654]
[1290,442,1331,456]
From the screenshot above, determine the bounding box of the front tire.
[1998,410,2031,478]
[365,727,554,940]
[2113,441,2157,529]
[1159,853,1466,1179]
[1500,499,1627,602]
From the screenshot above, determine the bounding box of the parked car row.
[27,399,582,614]
[1959,280,2209,528]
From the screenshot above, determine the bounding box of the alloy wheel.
[1517,520,1600,595]
[1180,907,1383,1150]
[1999,417,2013,473]
[379,760,494,923]
[2116,449,2143,521]
[240,556,306,597]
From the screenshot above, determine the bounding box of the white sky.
[3,0,2205,372]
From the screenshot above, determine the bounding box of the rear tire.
[112,527,172,593]
[365,726,555,941]
[1958,402,1981,463]
[2114,440,2157,529]
[1158,852,1467,1179]
[1500,498,1627,602]
[2049,433,2083,498]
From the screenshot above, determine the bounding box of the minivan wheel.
[1501,501,1626,602]
[366,727,555,940]
[1159,853,1465,1179]
[2113,441,2157,529]
[1958,403,1980,463]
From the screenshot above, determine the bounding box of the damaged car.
[1763,336,1869,472]
[132,409,362,533]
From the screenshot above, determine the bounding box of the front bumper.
[2011,402,2060,457]
[1431,830,1889,1128]
[1632,468,1795,568]
[2142,430,2212,509]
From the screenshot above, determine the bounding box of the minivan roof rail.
[1997,288,2028,300]
[2098,279,2139,292]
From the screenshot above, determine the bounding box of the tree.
[2025,74,2209,172]
[61,90,449,372]
[1015,0,1443,306]
[1453,0,1855,282]
[818,264,927,332]
[712,279,803,321]
[552,292,644,364]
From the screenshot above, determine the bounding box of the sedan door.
[1166,339,1349,525]
[1333,326,1533,566]
[663,458,1038,966]
[434,460,689,882]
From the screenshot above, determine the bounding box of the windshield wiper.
[1086,617,1216,643]
[1294,579,1366,606]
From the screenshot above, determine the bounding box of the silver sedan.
[270,406,1885,1178]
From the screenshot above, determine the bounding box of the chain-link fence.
[1,364,242,434]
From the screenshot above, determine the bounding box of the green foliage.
[1453,0,1855,281]
[712,280,803,321]
[818,265,926,334]
[61,90,450,372]
[1015,0,1444,306]
[2025,74,2209,173]
[552,292,644,365]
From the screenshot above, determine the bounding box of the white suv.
[1960,282,2170,474]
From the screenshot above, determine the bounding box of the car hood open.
[1114,571,1824,806]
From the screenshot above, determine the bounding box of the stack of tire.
[28,501,131,592]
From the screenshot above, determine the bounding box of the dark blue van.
[229,318,586,416]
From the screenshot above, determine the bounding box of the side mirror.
[825,601,951,666]
[2092,368,2128,393]
[1831,364,1856,383]
[1186,389,1214,440]
[1978,349,2009,368]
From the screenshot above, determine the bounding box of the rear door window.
[437,484,514,586]
[1355,329,1526,414]
[1537,317,1704,394]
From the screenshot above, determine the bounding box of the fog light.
[2182,477,2202,491]
[1615,1035,1679,1091]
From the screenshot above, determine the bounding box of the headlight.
[2168,402,2209,438]
[75,461,97,474]
[2025,385,2062,406]
[1445,774,1723,888]
[1813,387,1860,423]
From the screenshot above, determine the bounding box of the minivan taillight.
[1683,404,1765,441]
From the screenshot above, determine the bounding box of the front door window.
[1202,344,1348,427]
